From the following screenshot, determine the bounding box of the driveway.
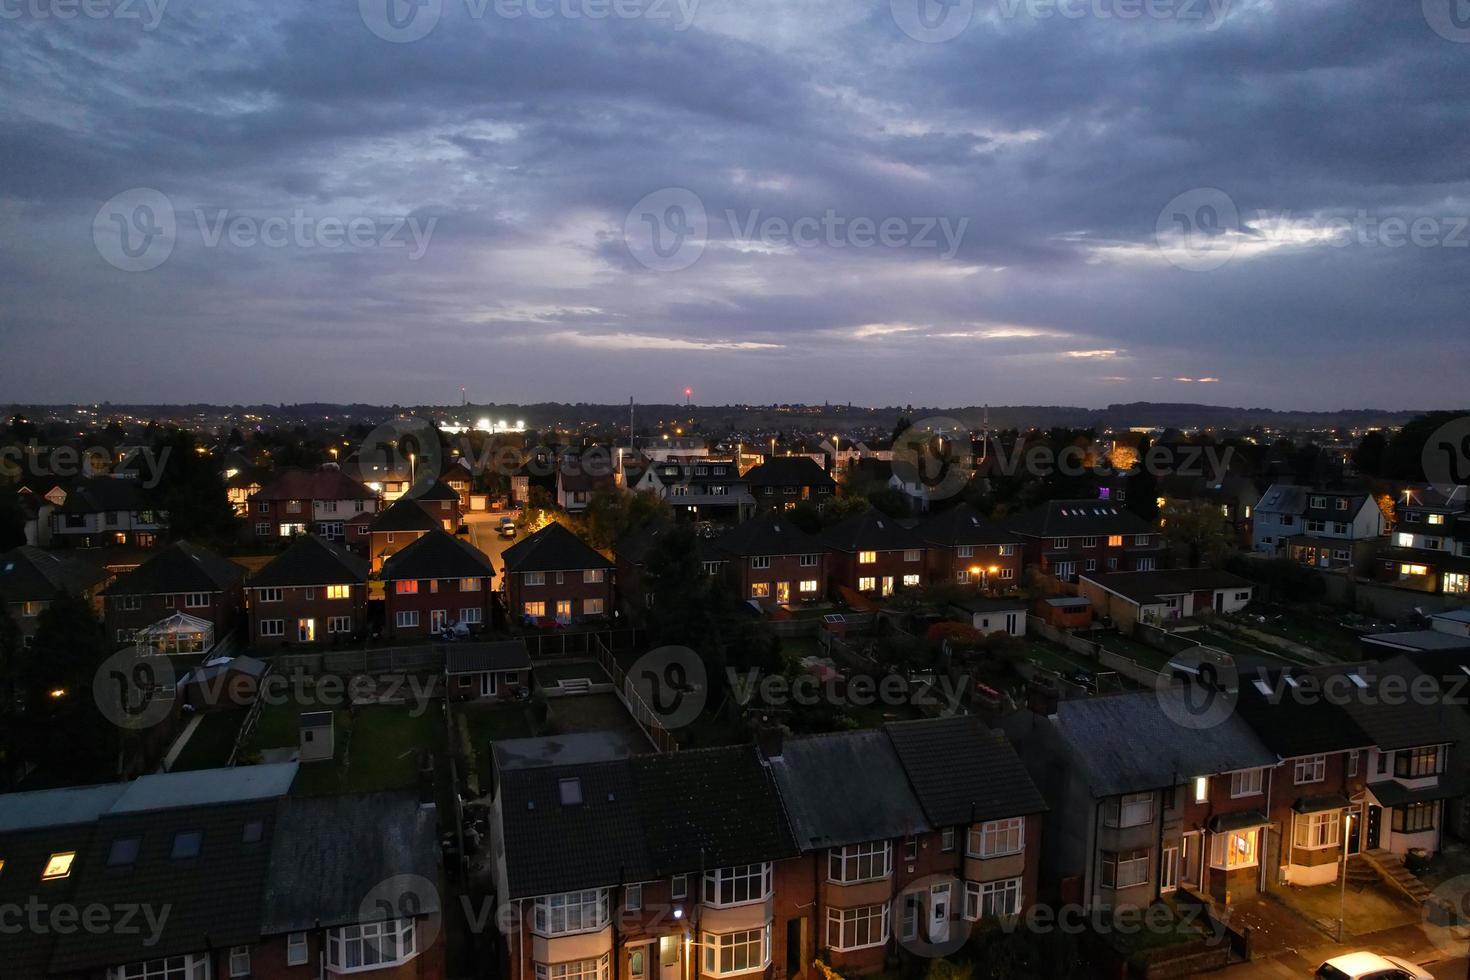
[463,509,521,580]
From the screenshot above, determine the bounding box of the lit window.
[1193,776,1210,802]
[42,852,76,880]
[750,583,770,599]
[858,551,877,564]
[395,580,419,595]
[701,926,770,977]
[326,584,352,600]
[1210,829,1259,870]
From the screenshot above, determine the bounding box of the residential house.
[1077,568,1255,630]
[248,534,370,646]
[632,457,755,523]
[744,457,837,512]
[249,467,379,543]
[1374,485,1470,596]
[1251,484,1386,570]
[224,465,269,517]
[613,520,727,617]
[381,529,497,639]
[48,476,165,549]
[353,495,442,570]
[410,479,464,531]
[445,639,532,701]
[557,457,617,514]
[713,513,827,609]
[1005,500,1165,585]
[820,510,927,599]
[441,456,475,509]
[1158,475,1260,547]
[915,504,1023,590]
[502,521,615,627]
[0,764,445,980]
[0,546,110,646]
[101,540,246,650]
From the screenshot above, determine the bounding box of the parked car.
[1315,952,1432,980]
[498,516,517,538]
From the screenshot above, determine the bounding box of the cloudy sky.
[2,0,1467,410]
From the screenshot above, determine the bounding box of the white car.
[1314,952,1433,980]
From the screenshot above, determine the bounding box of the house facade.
[1251,484,1386,570]
[1005,500,1164,586]
[247,534,370,646]
[633,457,755,524]
[1374,486,1470,596]
[47,476,165,549]
[915,504,1023,590]
[712,514,827,609]
[0,545,110,646]
[249,467,379,542]
[381,529,497,639]
[820,511,927,599]
[744,457,837,513]
[502,521,616,627]
[101,540,246,649]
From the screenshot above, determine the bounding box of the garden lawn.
[169,707,248,771]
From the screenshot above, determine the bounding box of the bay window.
[533,889,610,935]
[703,864,771,906]
[1100,848,1149,889]
[535,953,611,980]
[967,817,1024,858]
[702,926,770,976]
[1209,829,1259,870]
[828,841,891,883]
[825,904,889,950]
[108,957,210,980]
[326,918,417,972]
[964,877,1021,919]
[1394,745,1445,779]
[1393,801,1437,834]
[1293,811,1341,850]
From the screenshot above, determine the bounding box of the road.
[462,508,522,580]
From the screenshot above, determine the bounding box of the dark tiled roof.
[1080,568,1254,606]
[1339,656,1470,752]
[502,521,612,573]
[884,717,1047,825]
[915,504,1022,547]
[249,534,369,589]
[770,731,929,849]
[0,546,110,603]
[1005,500,1156,538]
[101,541,245,597]
[381,529,496,581]
[261,791,440,933]
[1234,664,1375,758]
[713,512,824,558]
[744,456,836,489]
[613,520,725,566]
[409,479,460,502]
[820,510,925,554]
[55,476,146,515]
[252,467,377,502]
[371,496,442,533]
[445,640,532,674]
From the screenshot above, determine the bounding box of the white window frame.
[108,955,211,980]
[701,926,770,977]
[258,587,282,603]
[532,889,610,937]
[1294,755,1326,784]
[825,904,890,951]
[1293,811,1342,850]
[534,953,611,980]
[827,841,891,883]
[229,946,250,978]
[1229,768,1263,798]
[258,618,285,638]
[326,918,418,973]
[1103,792,1153,829]
[964,877,1021,919]
[702,864,772,907]
[1210,828,1260,870]
[326,584,352,600]
[394,610,420,629]
[1100,848,1149,889]
[968,817,1024,858]
[287,932,309,966]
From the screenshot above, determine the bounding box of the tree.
[0,607,19,790]
[578,490,668,551]
[0,482,26,550]
[1160,498,1238,568]
[22,592,119,783]
[147,429,238,547]
[1353,430,1388,476]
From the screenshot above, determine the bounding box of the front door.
[1347,807,1362,855]
[785,918,802,977]
[628,945,649,980]
[1366,804,1382,850]
[556,600,572,624]
[430,609,448,633]
[776,581,790,604]
[929,882,950,943]
[1181,832,1202,887]
[1161,845,1179,892]
[658,935,680,980]
[480,671,496,698]
[297,618,315,643]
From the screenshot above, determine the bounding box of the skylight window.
[107,838,140,867]
[171,831,203,859]
[242,819,264,844]
[42,852,75,880]
[558,778,583,806]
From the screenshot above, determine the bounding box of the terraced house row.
[488,718,1046,980]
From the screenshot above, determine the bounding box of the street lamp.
[1337,810,1356,941]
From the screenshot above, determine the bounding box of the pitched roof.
[54,476,146,515]
[612,520,726,566]
[1080,568,1254,606]
[249,534,369,589]
[502,521,612,573]
[1005,499,1156,538]
[884,717,1047,825]
[408,479,460,502]
[769,731,929,849]
[1337,656,1470,752]
[820,510,925,554]
[1234,664,1375,758]
[915,503,1022,547]
[101,540,245,597]
[445,639,532,674]
[381,528,496,581]
[0,546,110,603]
[744,456,836,489]
[713,512,824,558]
[252,467,377,502]
[370,496,442,533]
[261,791,440,933]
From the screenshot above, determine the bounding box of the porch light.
[49,689,66,700]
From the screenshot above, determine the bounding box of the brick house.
[381,529,497,639]
[1373,485,1470,596]
[744,457,837,513]
[712,513,826,609]
[1005,500,1165,586]
[914,504,1023,591]
[249,467,379,543]
[613,521,727,618]
[819,510,927,599]
[503,521,615,627]
[410,479,463,532]
[48,476,165,549]
[1076,568,1255,630]
[0,545,110,647]
[0,764,445,980]
[354,495,442,570]
[101,540,246,649]
[248,534,370,646]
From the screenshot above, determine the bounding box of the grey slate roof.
[55,476,146,515]
[370,496,442,533]
[744,456,836,489]
[381,528,496,581]
[1005,499,1156,539]
[445,639,532,674]
[249,534,368,588]
[0,545,110,603]
[1234,664,1375,758]
[820,510,925,554]
[884,717,1047,825]
[261,791,441,933]
[1080,568,1255,606]
[101,540,245,597]
[1338,656,1470,752]
[713,512,824,558]
[769,730,929,850]
[502,521,613,573]
[915,504,1022,547]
